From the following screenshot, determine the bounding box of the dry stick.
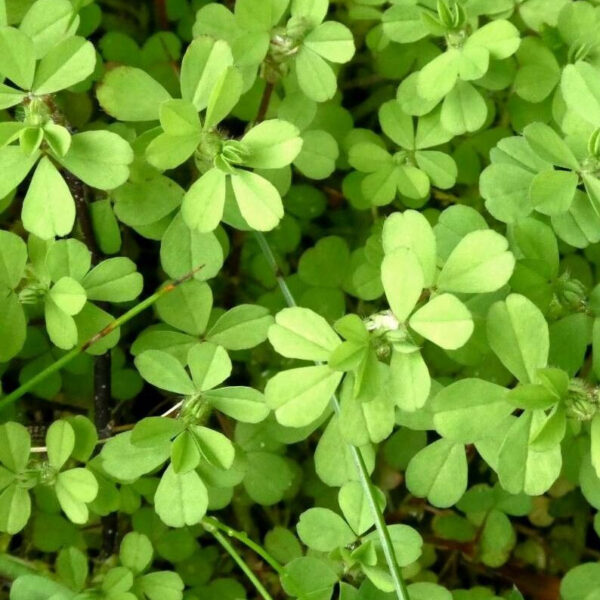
[251,88,410,600]
[0,266,204,411]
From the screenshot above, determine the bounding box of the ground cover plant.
[4,0,600,598]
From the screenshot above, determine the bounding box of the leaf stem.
[0,553,38,580]
[205,523,275,600]
[202,516,284,575]
[0,266,204,411]
[253,231,410,600]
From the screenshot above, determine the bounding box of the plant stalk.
[206,525,275,600]
[0,266,204,411]
[202,516,283,575]
[254,232,409,600]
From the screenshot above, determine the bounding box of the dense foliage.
[3,0,600,598]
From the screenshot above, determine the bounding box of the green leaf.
[0,422,30,472]
[268,307,340,361]
[180,36,234,111]
[0,229,27,289]
[381,247,424,322]
[0,26,35,89]
[295,46,337,103]
[487,294,549,382]
[32,36,95,94]
[134,350,196,395]
[49,277,86,315]
[561,563,600,600]
[303,21,355,63]
[204,66,243,129]
[523,122,579,170]
[46,420,75,471]
[265,365,342,427]
[382,211,436,287]
[45,297,78,349]
[82,258,143,303]
[294,129,339,180]
[56,546,88,593]
[182,168,227,233]
[170,430,200,474]
[58,131,133,190]
[0,82,26,109]
[437,229,515,294]
[139,571,184,600]
[100,432,170,480]
[432,379,514,443]
[131,417,184,448]
[497,411,562,495]
[382,4,429,43]
[299,236,350,288]
[205,386,269,423]
[19,0,77,59]
[389,351,431,412]
[97,66,171,121]
[191,425,235,469]
[414,150,457,190]
[160,213,224,282]
[338,481,382,536]
[154,465,208,527]
[561,62,600,127]
[187,342,231,391]
[241,119,303,169]
[0,485,30,534]
[467,20,520,59]
[297,508,355,552]
[55,468,98,523]
[417,50,459,102]
[379,100,414,149]
[405,439,468,508]
[119,531,153,574]
[441,81,487,135]
[230,169,284,231]
[22,156,74,240]
[0,146,36,198]
[281,557,338,600]
[206,304,273,350]
[529,169,577,215]
[0,290,26,361]
[409,293,473,350]
[155,278,212,336]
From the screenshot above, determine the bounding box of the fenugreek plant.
[3,1,600,599]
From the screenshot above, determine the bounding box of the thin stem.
[254,232,409,600]
[202,516,283,575]
[255,81,274,124]
[207,526,275,600]
[0,266,204,410]
[0,554,38,580]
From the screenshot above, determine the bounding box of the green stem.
[202,516,283,575]
[0,265,204,411]
[0,553,38,579]
[207,525,275,600]
[253,231,410,600]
